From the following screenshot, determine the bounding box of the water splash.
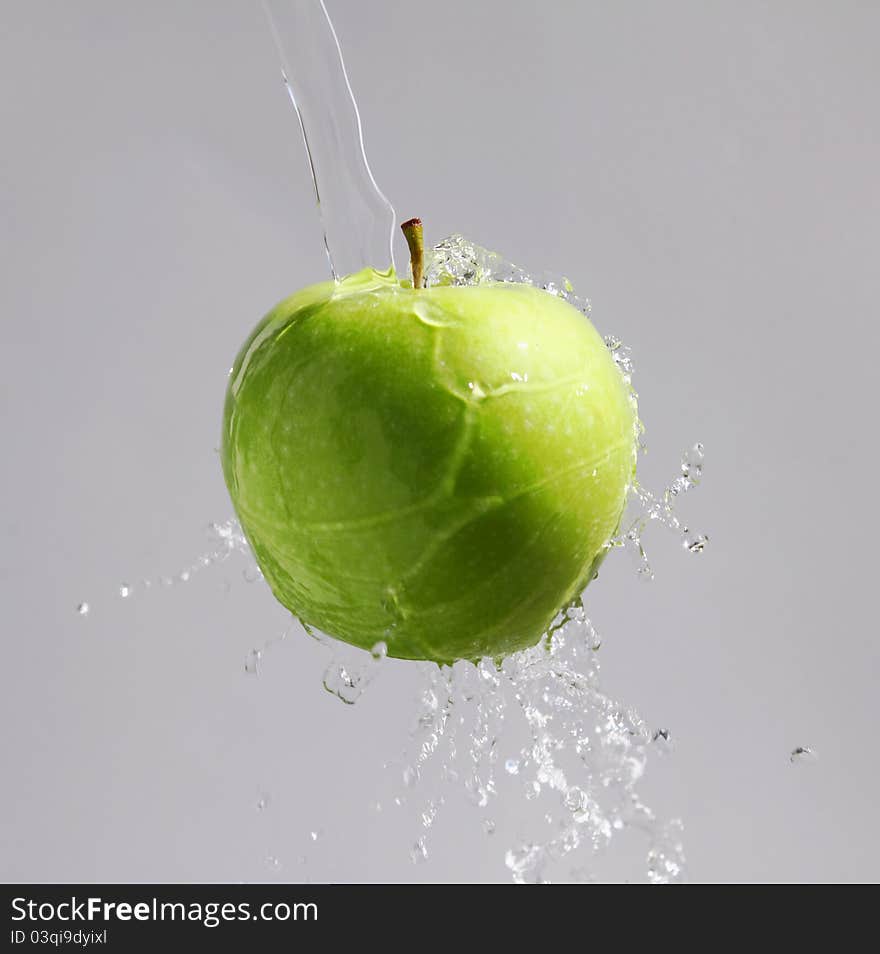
[390,603,687,883]
[262,0,396,279]
[75,519,258,615]
[614,443,708,580]
[425,234,586,312]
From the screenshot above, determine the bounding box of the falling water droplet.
[684,533,708,554]
[790,746,818,764]
[76,602,89,616]
[652,728,674,755]
[118,583,131,598]
[244,649,262,676]
[682,442,705,480]
[410,837,428,864]
[504,758,520,775]
[322,662,363,704]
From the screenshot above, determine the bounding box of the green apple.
[222,225,636,664]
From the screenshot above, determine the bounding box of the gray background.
[1,0,878,883]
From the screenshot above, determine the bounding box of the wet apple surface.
[222,266,636,663]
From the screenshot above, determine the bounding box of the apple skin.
[222,268,636,664]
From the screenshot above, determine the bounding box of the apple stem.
[400,217,424,289]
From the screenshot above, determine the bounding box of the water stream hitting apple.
[77,0,707,883]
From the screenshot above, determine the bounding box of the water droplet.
[650,728,674,758]
[243,565,263,583]
[309,829,321,842]
[76,602,89,616]
[421,802,438,829]
[682,443,705,481]
[118,583,130,598]
[265,855,281,871]
[322,661,363,704]
[256,794,269,812]
[402,765,419,788]
[504,758,520,775]
[244,649,262,676]
[464,775,492,807]
[790,746,818,764]
[482,818,496,835]
[684,533,708,554]
[370,640,388,660]
[410,837,428,864]
[563,787,587,814]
